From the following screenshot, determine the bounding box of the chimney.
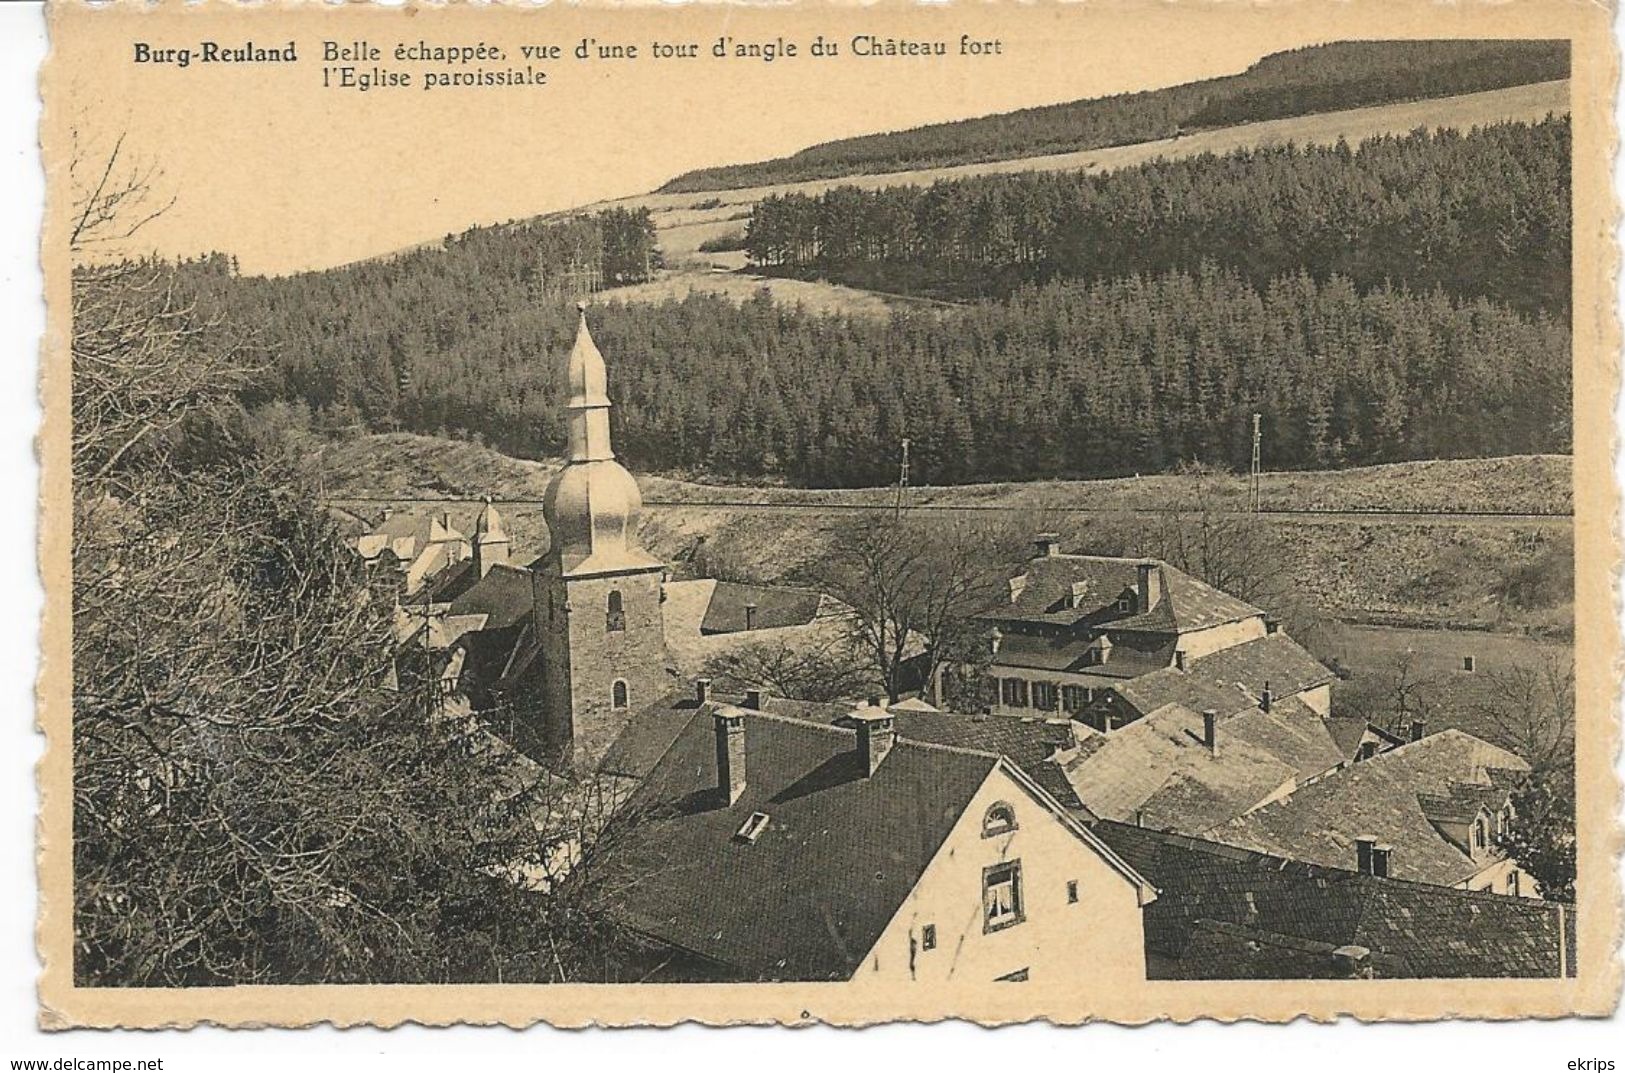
[1355,835,1384,876]
[851,708,896,777]
[1174,650,1187,672]
[1201,709,1219,755]
[1008,574,1028,604]
[744,688,767,711]
[1034,532,1061,559]
[1331,945,1374,980]
[1260,680,1273,714]
[713,708,747,805]
[695,677,712,705]
[989,626,1003,656]
[1408,717,1427,743]
[1136,561,1161,613]
[744,601,757,631]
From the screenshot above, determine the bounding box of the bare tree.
[815,515,1001,703]
[1469,652,1575,774]
[68,134,633,986]
[700,632,875,703]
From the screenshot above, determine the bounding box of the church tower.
[531,305,669,767]
[471,496,510,578]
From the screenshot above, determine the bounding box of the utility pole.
[894,438,911,521]
[1249,413,1262,514]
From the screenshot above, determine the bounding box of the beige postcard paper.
[38,0,1621,1028]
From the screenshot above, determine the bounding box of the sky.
[47,2,1547,276]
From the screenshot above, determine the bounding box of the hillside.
[314,433,1573,635]
[575,79,1569,274]
[656,40,1568,193]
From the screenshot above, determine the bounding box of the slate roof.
[977,555,1262,634]
[1058,703,1298,833]
[446,562,535,630]
[1215,730,1531,887]
[595,707,1002,981]
[700,581,825,635]
[1095,821,1571,979]
[1221,697,1345,784]
[601,691,1083,808]
[1114,667,1255,720]
[1189,633,1336,700]
[995,631,1176,679]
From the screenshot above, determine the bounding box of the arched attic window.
[982,801,1019,838]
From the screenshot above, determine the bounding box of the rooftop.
[1215,730,1531,886]
[1095,820,1571,979]
[979,554,1262,634]
[595,706,1003,981]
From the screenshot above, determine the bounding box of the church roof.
[541,308,661,578]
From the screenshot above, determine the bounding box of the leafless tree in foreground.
[69,134,634,986]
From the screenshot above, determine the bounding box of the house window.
[921,924,937,951]
[1115,596,1133,613]
[1463,655,1475,673]
[606,589,625,632]
[611,679,629,710]
[1000,678,1029,708]
[1031,682,1058,711]
[983,861,1025,932]
[982,802,1019,838]
[1473,816,1489,852]
[1066,879,1079,904]
[1508,870,1521,897]
[1061,685,1088,712]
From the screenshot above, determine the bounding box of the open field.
[1325,623,1572,758]
[315,433,1574,636]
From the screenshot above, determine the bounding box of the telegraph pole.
[1249,413,1262,513]
[894,438,911,520]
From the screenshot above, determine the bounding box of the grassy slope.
[565,81,1570,318]
[315,433,1574,635]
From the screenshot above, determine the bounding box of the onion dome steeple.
[541,305,661,577]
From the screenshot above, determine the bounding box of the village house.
[590,682,1157,984]
[355,507,473,596]
[1212,728,1536,897]
[969,536,1334,732]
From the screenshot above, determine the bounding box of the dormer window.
[1473,815,1489,852]
[1115,596,1134,613]
[606,589,625,632]
[735,811,770,844]
[982,801,1019,838]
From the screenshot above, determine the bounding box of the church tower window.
[612,679,630,710]
[606,589,625,632]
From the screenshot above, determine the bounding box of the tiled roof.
[1221,698,1345,783]
[994,631,1175,679]
[1114,667,1255,720]
[1059,703,1298,833]
[700,581,825,635]
[977,555,1261,634]
[1095,821,1570,979]
[1325,715,1379,762]
[1215,730,1531,887]
[595,708,1001,980]
[447,563,535,630]
[1188,633,1335,700]
[602,691,1082,808]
